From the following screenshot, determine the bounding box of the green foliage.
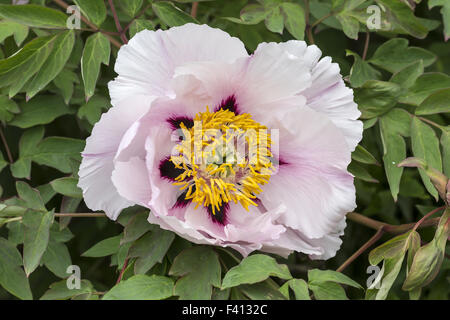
[0,0,448,301]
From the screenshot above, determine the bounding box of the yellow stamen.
[170,107,273,214]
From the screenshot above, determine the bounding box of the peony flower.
[78,23,363,259]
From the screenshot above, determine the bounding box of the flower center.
[170,108,273,215]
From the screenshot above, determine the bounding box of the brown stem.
[304,0,314,44]
[54,213,107,217]
[108,0,128,44]
[122,3,152,34]
[116,258,129,284]
[311,12,333,28]
[52,0,122,48]
[418,116,444,130]
[0,125,13,163]
[339,207,446,272]
[347,212,442,234]
[337,227,385,272]
[191,2,199,19]
[411,206,445,232]
[362,31,370,60]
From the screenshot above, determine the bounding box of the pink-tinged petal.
[261,228,324,258]
[172,42,313,115]
[145,125,180,216]
[224,203,286,244]
[307,218,347,260]
[147,205,220,246]
[109,23,248,106]
[78,96,151,220]
[260,106,356,239]
[111,157,151,206]
[304,57,362,151]
[255,41,362,151]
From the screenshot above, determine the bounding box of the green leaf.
[411,118,442,200]
[0,35,56,97]
[103,275,174,300]
[81,33,110,100]
[240,282,286,300]
[129,226,175,274]
[42,241,72,278]
[222,254,292,289]
[346,50,381,88]
[280,3,305,40]
[309,281,348,300]
[40,279,94,300]
[264,6,284,34]
[354,80,402,119]
[369,232,409,266]
[390,60,424,89]
[169,246,221,299]
[77,94,109,125]
[11,127,84,178]
[280,278,310,300]
[399,73,450,106]
[429,0,450,40]
[82,235,122,257]
[403,209,449,291]
[369,38,436,73]
[308,269,362,289]
[415,88,450,115]
[73,0,107,27]
[0,94,20,123]
[240,4,267,24]
[379,114,407,201]
[0,20,28,46]
[53,69,78,105]
[352,145,379,166]
[152,2,198,27]
[0,237,32,300]
[336,3,360,40]
[348,162,379,183]
[26,30,75,100]
[23,210,55,276]
[121,211,153,244]
[406,231,421,299]
[50,177,82,198]
[9,95,71,129]
[371,251,405,300]
[374,0,428,39]
[16,181,46,211]
[0,4,68,28]
[441,128,450,177]
[119,0,143,18]
[128,19,154,38]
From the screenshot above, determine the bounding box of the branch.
[52,0,122,48]
[108,0,128,44]
[0,125,13,163]
[339,207,446,272]
[362,31,370,60]
[337,227,385,272]
[347,211,443,234]
[191,2,199,19]
[122,3,152,34]
[116,258,129,284]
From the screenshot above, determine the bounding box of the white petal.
[111,157,152,207]
[257,41,363,151]
[78,96,151,220]
[109,23,248,106]
[259,106,356,239]
[307,218,347,260]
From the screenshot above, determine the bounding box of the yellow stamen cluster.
[170,108,273,215]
